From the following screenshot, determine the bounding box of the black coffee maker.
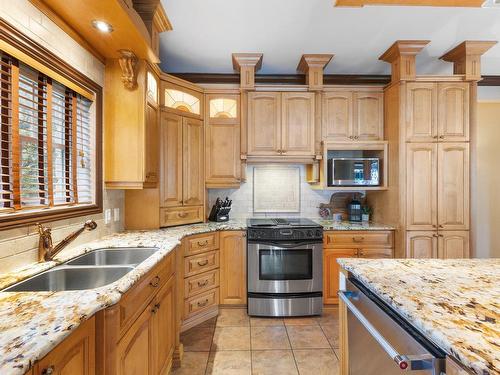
[347,198,362,222]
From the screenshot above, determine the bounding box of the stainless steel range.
[247,218,323,317]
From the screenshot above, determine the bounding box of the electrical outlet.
[113,208,120,222]
[104,209,112,224]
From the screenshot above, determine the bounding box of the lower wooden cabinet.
[406,231,469,259]
[446,356,472,375]
[36,317,95,375]
[323,248,358,305]
[153,275,176,375]
[219,231,247,305]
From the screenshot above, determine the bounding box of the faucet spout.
[37,220,98,262]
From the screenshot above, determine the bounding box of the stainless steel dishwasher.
[339,278,446,375]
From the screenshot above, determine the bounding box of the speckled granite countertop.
[315,220,395,231]
[338,258,500,375]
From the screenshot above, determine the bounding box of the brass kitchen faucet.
[37,220,97,262]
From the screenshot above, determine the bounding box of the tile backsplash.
[208,165,333,219]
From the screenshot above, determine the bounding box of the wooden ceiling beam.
[379,40,430,82]
[334,0,484,7]
[232,53,263,90]
[297,54,334,91]
[440,40,498,81]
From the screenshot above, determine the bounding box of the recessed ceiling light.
[91,20,113,33]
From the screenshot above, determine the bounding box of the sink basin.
[65,247,159,266]
[3,266,134,292]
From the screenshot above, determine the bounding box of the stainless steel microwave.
[327,158,380,187]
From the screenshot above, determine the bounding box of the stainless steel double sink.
[2,247,159,293]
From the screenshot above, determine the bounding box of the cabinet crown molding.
[297,54,334,72]
[232,53,263,71]
[379,40,430,62]
[440,40,497,61]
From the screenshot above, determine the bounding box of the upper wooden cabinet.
[205,94,241,188]
[160,112,183,207]
[247,92,315,158]
[105,61,160,189]
[323,90,383,142]
[182,117,204,206]
[406,82,469,142]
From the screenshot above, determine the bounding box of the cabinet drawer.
[184,250,219,277]
[324,231,393,248]
[185,269,219,298]
[160,206,203,227]
[358,248,393,258]
[184,288,219,319]
[185,232,219,256]
[118,251,175,334]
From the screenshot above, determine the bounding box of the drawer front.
[184,287,219,319]
[119,251,175,333]
[358,248,393,258]
[185,232,219,256]
[160,206,203,227]
[184,250,219,277]
[185,269,219,298]
[324,231,393,248]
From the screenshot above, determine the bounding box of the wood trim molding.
[297,54,334,91]
[440,41,498,81]
[0,18,103,230]
[118,49,139,90]
[334,0,484,6]
[379,40,430,82]
[232,53,263,90]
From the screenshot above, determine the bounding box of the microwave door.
[330,158,380,187]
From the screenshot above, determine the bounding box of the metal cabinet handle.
[339,291,435,371]
[178,212,188,218]
[439,135,445,139]
[197,240,209,247]
[42,367,54,375]
[352,236,365,243]
[197,299,209,307]
[281,149,287,154]
[433,135,438,139]
[197,260,209,267]
[197,280,209,287]
[149,276,160,287]
[358,249,364,257]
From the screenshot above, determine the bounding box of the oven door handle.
[256,242,320,249]
[339,291,435,371]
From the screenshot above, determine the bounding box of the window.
[146,71,158,104]
[164,88,200,115]
[209,98,238,119]
[0,47,100,228]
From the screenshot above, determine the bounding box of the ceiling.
[158,0,500,76]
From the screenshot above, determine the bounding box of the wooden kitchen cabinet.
[406,143,438,230]
[438,231,470,259]
[182,117,204,206]
[437,83,469,142]
[219,231,247,305]
[281,92,315,156]
[153,275,176,375]
[247,91,315,158]
[205,94,241,188]
[406,231,438,258]
[36,317,95,375]
[438,143,469,230]
[323,248,358,305]
[160,112,183,207]
[322,91,353,140]
[353,91,384,141]
[247,92,281,156]
[406,82,438,142]
[446,356,473,375]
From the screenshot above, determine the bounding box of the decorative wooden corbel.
[297,54,334,91]
[232,53,263,91]
[379,40,430,82]
[118,49,138,90]
[440,41,497,81]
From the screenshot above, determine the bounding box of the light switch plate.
[104,209,112,224]
[113,208,120,222]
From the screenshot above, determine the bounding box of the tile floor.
[173,307,340,375]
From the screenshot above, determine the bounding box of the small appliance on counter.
[208,197,232,222]
[347,198,362,222]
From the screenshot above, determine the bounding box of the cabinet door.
[438,143,469,230]
[117,301,155,375]
[37,317,95,375]
[182,117,204,206]
[322,91,353,140]
[281,92,315,156]
[219,231,247,305]
[323,248,357,305]
[438,231,470,259]
[160,112,183,207]
[153,275,176,375]
[144,103,159,186]
[406,231,438,258]
[406,82,437,142]
[406,143,438,230]
[437,83,469,142]
[247,92,281,155]
[353,92,383,141]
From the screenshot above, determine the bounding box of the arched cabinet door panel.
[438,231,470,259]
[406,82,437,142]
[437,83,469,142]
[353,92,383,141]
[406,231,438,259]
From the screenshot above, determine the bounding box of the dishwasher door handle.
[339,291,435,371]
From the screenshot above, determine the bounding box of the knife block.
[208,203,231,222]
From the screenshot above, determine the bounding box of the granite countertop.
[338,258,500,375]
[0,218,394,374]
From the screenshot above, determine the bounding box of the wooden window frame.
[0,19,102,230]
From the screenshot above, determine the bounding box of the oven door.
[247,242,322,294]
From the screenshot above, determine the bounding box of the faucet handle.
[84,220,98,230]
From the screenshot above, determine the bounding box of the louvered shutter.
[0,53,13,211]
[76,95,93,204]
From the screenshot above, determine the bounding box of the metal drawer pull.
[151,303,161,314]
[178,212,188,218]
[42,367,54,375]
[352,236,365,242]
[197,299,209,307]
[197,240,209,246]
[197,280,209,287]
[197,260,209,266]
[339,291,435,371]
[149,276,160,287]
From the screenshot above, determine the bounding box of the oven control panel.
[247,227,323,241]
